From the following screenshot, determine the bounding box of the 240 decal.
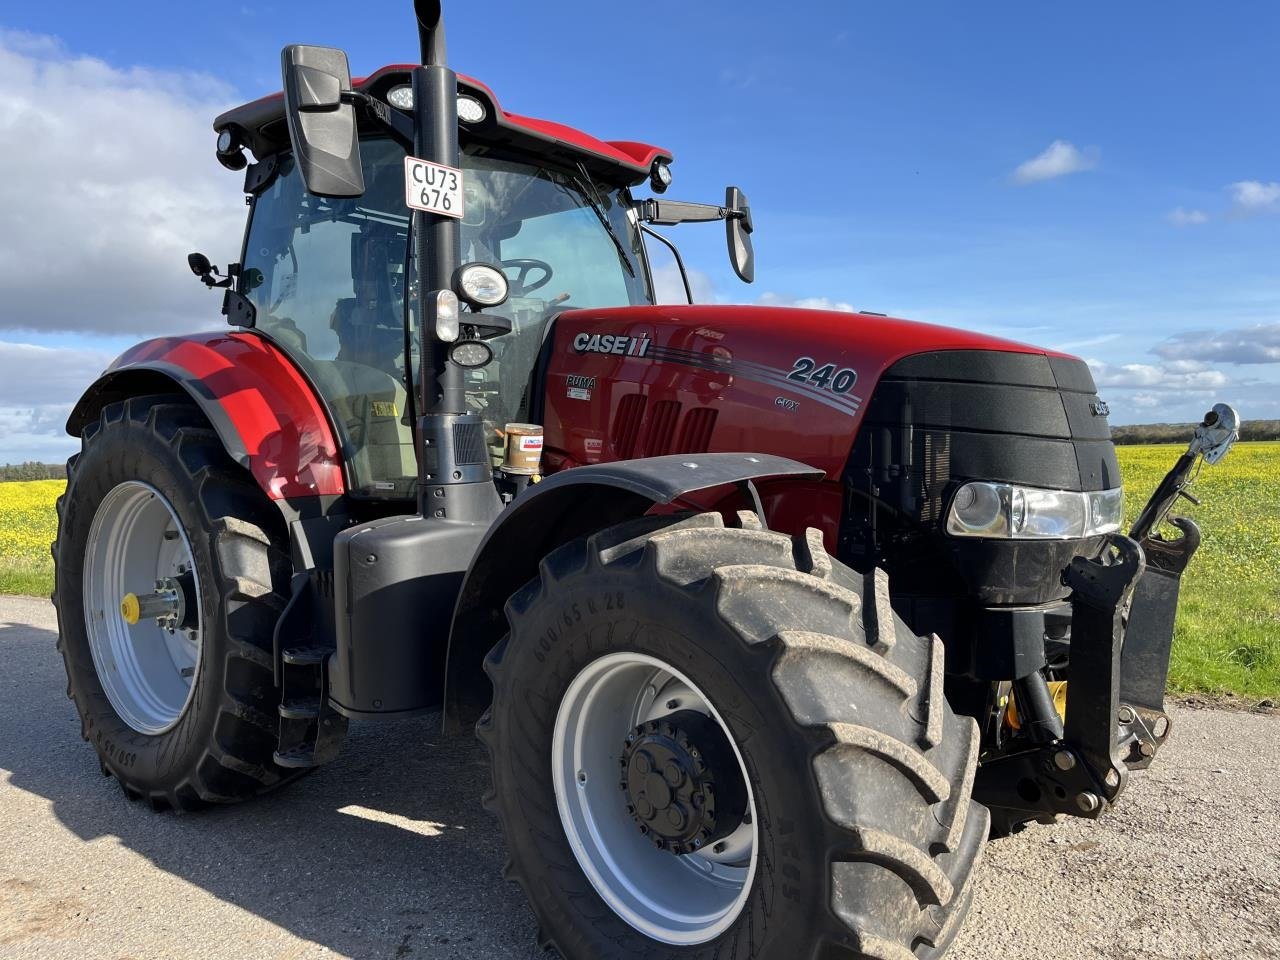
[787,357,857,393]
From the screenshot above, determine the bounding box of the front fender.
[67,332,344,501]
[442,452,823,723]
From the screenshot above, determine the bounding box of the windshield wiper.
[570,161,635,279]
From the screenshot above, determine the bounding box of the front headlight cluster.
[946,482,1124,540]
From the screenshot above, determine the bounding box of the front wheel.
[53,394,298,810]
[480,513,988,960]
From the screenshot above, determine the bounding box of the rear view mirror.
[726,186,754,283]
[281,45,365,198]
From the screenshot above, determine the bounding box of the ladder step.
[273,744,318,769]
[279,697,322,721]
[282,646,331,667]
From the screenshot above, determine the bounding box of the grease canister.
[502,423,543,475]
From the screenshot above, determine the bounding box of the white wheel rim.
[551,652,758,945]
[82,481,203,735]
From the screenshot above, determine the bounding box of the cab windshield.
[241,137,651,497]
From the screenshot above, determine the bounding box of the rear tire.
[480,513,987,960]
[52,394,300,810]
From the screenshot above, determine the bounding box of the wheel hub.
[119,571,196,632]
[619,709,748,854]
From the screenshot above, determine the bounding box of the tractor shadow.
[0,611,542,959]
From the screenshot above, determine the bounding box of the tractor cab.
[209,66,743,500]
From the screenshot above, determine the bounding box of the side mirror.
[188,252,213,278]
[281,45,365,198]
[725,186,754,283]
[187,251,230,288]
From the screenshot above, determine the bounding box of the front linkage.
[976,405,1238,829]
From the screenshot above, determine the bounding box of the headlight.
[946,482,1123,540]
[387,85,414,110]
[453,262,509,307]
[449,340,493,368]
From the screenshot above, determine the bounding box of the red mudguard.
[82,332,344,500]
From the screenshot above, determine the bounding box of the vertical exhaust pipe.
[415,0,448,65]
[409,1,500,522]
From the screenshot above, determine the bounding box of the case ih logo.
[572,333,651,357]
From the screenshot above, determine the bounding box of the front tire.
[480,513,988,960]
[52,394,298,809]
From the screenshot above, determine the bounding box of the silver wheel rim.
[82,481,203,735]
[552,652,758,945]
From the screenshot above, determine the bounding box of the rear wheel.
[480,513,988,960]
[53,394,299,809]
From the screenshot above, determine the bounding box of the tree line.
[1110,419,1279,445]
[0,462,67,481]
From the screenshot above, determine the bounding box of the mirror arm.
[636,198,729,226]
[639,225,693,304]
[342,90,415,148]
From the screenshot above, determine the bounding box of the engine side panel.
[542,304,1054,482]
[70,332,344,500]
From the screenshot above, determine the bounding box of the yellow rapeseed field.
[1,442,1276,697]
[0,478,62,597]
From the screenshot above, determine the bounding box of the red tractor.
[52,3,1239,957]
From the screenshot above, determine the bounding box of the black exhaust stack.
[410,0,499,522]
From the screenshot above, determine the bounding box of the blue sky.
[0,1,1276,461]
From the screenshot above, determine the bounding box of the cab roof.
[213,64,672,186]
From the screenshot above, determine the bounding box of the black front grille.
[839,349,1119,605]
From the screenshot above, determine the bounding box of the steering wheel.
[501,258,553,296]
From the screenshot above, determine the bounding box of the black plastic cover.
[330,514,488,716]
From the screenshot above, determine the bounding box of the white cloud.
[1130,393,1162,409]
[0,341,114,462]
[0,31,243,335]
[1011,140,1099,184]
[0,341,115,406]
[1166,207,1209,226]
[1050,333,1121,352]
[0,405,79,464]
[652,263,718,304]
[1085,358,1229,391]
[1153,322,1280,365]
[1228,180,1280,214]
[757,292,858,313]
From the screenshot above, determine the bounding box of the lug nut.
[1118,705,1136,723]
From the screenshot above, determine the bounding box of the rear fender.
[67,333,344,501]
[443,453,822,723]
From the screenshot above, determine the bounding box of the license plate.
[404,156,464,219]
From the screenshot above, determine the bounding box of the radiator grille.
[642,401,682,457]
[675,407,718,454]
[612,394,647,459]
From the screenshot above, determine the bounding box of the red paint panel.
[112,333,344,500]
[543,304,1063,482]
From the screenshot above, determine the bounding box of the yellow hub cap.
[119,592,141,625]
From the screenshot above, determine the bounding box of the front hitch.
[1061,533,1146,806]
[976,533,1148,825]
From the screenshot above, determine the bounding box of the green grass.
[1117,442,1280,701]
[2,443,1276,698]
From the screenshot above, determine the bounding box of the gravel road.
[1,594,1276,959]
